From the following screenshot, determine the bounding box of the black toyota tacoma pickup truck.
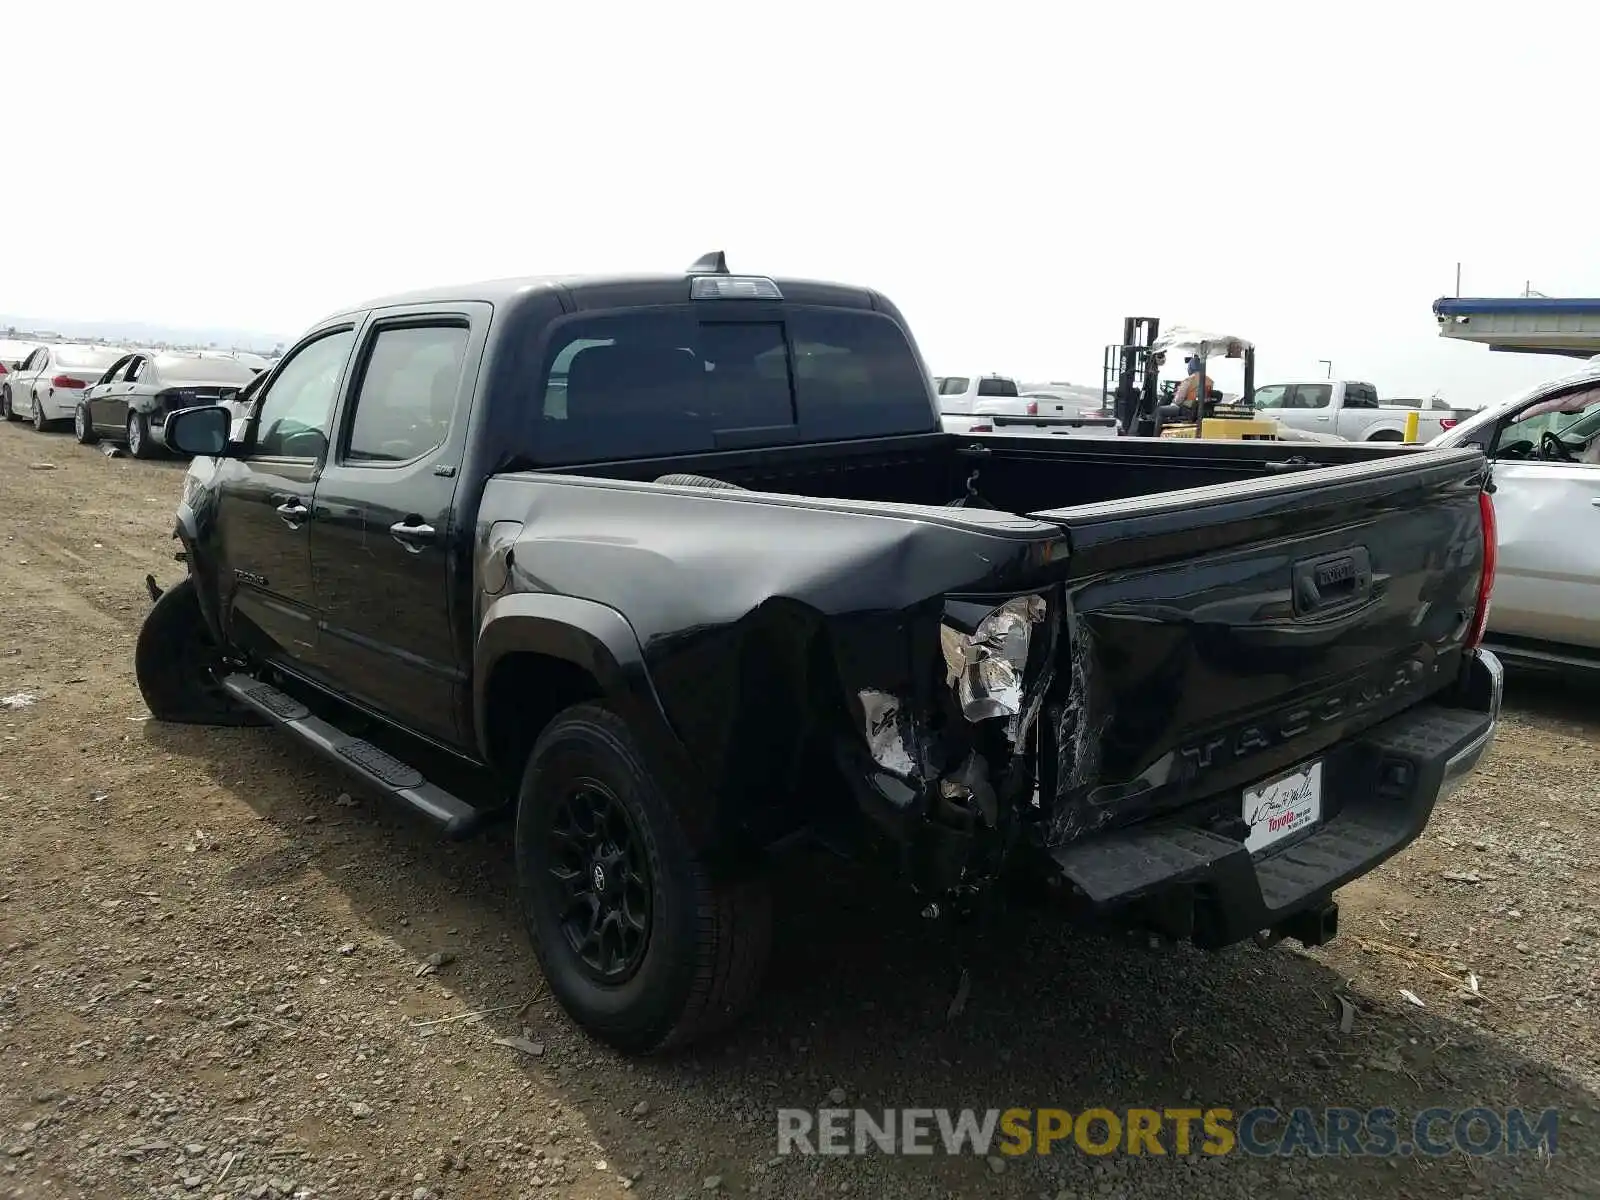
[142,253,1503,1054]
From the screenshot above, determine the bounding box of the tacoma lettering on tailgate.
[1178,658,1433,778]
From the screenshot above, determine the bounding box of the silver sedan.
[1432,364,1600,677]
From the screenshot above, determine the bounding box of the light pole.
[1318,359,1333,379]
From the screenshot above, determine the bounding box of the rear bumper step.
[221,673,485,839]
[1049,651,1502,949]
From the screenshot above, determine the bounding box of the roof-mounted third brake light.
[690,276,782,300]
[686,249,782,300]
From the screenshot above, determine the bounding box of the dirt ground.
[0,421,1596,1200]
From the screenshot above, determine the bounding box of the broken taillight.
[1465,489,1496,649]
[1438,418,1459,431]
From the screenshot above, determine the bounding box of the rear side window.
[1289,384,1332,409]
[534,306,934,464]
[345,324,469,463]
[976,376,1019,397]
[939,376,971,395]
[1344,383,1379,409]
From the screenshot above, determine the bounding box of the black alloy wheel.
[546,779,653,981]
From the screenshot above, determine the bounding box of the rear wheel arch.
[474,596,696,813]
[1367,428,1405,442]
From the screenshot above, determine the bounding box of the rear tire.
[74,403,98,444]
[515,703,771,1054]
[128,411,154,458]
[135,577,258,725]
[31,397,51,432]
[0,387,12,421]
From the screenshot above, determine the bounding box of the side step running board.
[222,673,485,839]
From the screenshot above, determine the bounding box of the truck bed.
[513,431,1489,850]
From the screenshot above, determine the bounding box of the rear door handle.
[1591,498,1600,508]
[389,518,436,551]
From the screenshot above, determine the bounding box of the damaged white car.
[1432,366,1600,678]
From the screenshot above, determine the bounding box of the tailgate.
[1029,447,1489,844]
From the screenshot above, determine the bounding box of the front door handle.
[1591,498,1600,508]
[389,518,436,552]
[275,499,309,528]
[1315,414,1330,421]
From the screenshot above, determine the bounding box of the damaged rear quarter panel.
[480,473,1068,851]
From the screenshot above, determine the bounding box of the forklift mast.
[1102,316,1162,435]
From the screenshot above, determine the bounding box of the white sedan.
[1431,363,1600,678]
[1,343,130,431]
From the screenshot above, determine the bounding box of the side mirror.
[165,405,232,457]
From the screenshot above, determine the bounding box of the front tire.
[135,576,257,725]
[515,704,771,1055]
[127,410,154,458]
[74,403,98,444]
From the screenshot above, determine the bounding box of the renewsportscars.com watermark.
[776,1106,1560,1158]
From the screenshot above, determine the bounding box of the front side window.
[345,324,469,463]
[1495,385,1600,464]
[1252,384,1288,409]
[253,329,356,459]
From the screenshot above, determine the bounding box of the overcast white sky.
[6,2,1597,405]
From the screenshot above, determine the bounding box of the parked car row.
[0,341,267,457]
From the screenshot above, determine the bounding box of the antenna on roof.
[687,250,729,275]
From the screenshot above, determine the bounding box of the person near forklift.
[1155,356,1213,425]
[1170,356,1214,418]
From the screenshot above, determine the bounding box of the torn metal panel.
[857,689,920,780]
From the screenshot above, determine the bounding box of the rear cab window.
[975,376,1019,398]
[533,304,936,465]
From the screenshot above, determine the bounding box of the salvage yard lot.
[0,423,1596,1200]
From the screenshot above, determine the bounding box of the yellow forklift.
[1103,318,1285,440]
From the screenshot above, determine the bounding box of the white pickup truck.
[933,373,1119,437]
[1252,379,1475,442]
